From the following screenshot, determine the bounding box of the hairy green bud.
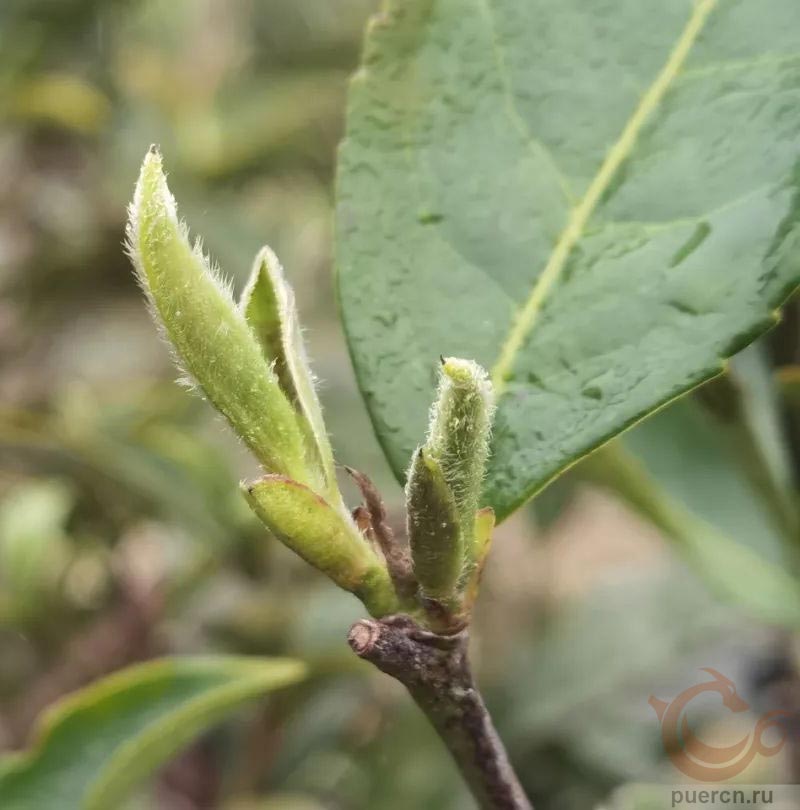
[240,246,339,507]
[243,476,397,617]
[425,358,495,560]
[405,448,462,602]
[126,147,312,486]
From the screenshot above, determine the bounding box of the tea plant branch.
[349,615,532,810]
[126,148,532,810]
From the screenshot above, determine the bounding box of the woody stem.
[348,615,532,810]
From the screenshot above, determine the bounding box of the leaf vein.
[490,0,719,393]
[478,0,576,204]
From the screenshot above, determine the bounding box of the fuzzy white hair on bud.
[423,357,495,562]
[239,245,341,510]
[125,147,315,487]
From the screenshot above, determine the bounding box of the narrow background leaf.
[581,397,800,627]
[0,656,306,810]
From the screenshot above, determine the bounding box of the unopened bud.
[405,449,462,601]
[425,358,494,560]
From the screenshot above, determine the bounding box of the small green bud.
[243,476,397,617]
[126,147,312,486]
[240,246,339,506]
[405,448,462,602]
[425,357,495,561]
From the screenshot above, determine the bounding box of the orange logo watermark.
[649,668,794,782]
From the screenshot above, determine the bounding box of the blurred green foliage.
[1,1,799,809]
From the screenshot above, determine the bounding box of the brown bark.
[348,614,532,810]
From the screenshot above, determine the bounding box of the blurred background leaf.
[0,656,305,809]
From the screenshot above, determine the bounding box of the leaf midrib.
[489,0,719,394]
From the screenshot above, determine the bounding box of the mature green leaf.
[0,656,306,810]
[336,0,800,520]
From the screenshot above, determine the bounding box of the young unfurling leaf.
[126,147,315,489]
[240,246,340,508]
[243,476,398,617]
